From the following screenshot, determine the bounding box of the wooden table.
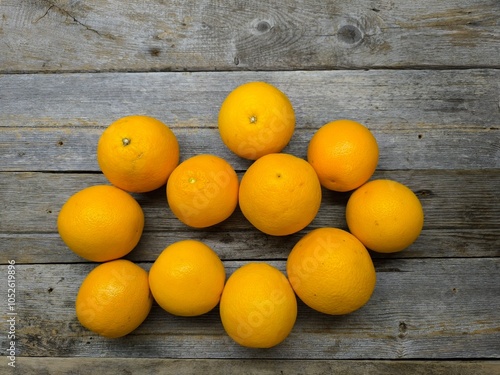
[1,1,499,373]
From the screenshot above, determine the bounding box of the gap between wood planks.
[2,66,500,74]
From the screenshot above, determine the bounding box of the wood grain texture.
[2,227,499,265]
[2,70,498,129]
[1,0,500,369]
[1,169,499,263]
[9,358,500,375]
[3,126,499,172]
[1,70,499,171]
[0,259,498,359]
[1,0,499,72]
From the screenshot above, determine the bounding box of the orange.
[97,115,179,193]
[238,153,322,236]
[148,240,226,316]
[57,185,144,262]
[346,179,424,253]
[218,81,295,160]
[219,262,297,348]
[75,259,153,338]
[166,154,239,228]
[307,119,379,192]
[287,227,376,315]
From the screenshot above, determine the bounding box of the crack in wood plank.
[36,0,114,39]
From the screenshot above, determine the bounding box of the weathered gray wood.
[2,227,499,265]
[1,0,499,72]
[1,70,499,171]
[1,71,498,129]
[0,170,498,261]
[1,0,499,368]
[10,357,500,375]
[3,126,499,172]
[0,259,498,359]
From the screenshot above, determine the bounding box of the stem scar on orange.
[97,115,180,193]
[238,153,322,236]
[218,81,295,160]
[166,154,239,228]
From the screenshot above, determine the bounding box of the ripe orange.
[219,262,297,348]
[238,153,322,236]
[287,227,376,315]
[346,179,424,253]
[166,154,239,228]
[148,240,226,316]
[307,119,379,192]
[57,185,144,262]
[97,115,179,193]
[218,81,295,160]
[75,259,153,338]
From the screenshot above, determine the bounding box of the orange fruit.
[75,259,153,338]
[307,119,379,192]
[97,115,179,193]
[57,185,144,262]
[218,81,295,160]
[148,240,226,316]
[287,227,376,315]
[219,262,297,348]
[166,154,239,228]
[346,179,424,253]
[238,153,322,236]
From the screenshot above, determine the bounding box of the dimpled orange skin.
[75,259,153,338]
[238,153,322,236]
[307,119,379,192]
[218,81,295,160]
[219,262,297,348]
[97,115,179,193]
[286,227,376,315]
[148,240,226,317]
[346,179,424,253]
[166,154,239,228]
[57,185,144,262]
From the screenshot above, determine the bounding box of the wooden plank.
[2,227,499,264]
[2,0,498,369]
[1,170,498,263]
[11,358,500,375]
[0,259,498,359]
[1,70,499,171]
[1,71,498,129]
[1,0,499,72]
[2,126,499,172]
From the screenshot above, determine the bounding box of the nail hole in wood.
[149,48,161,57]
[398,321,407,338]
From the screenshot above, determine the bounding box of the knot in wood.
[338,24,363,45]
[256,20,271,33]
[251,19,273,34]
